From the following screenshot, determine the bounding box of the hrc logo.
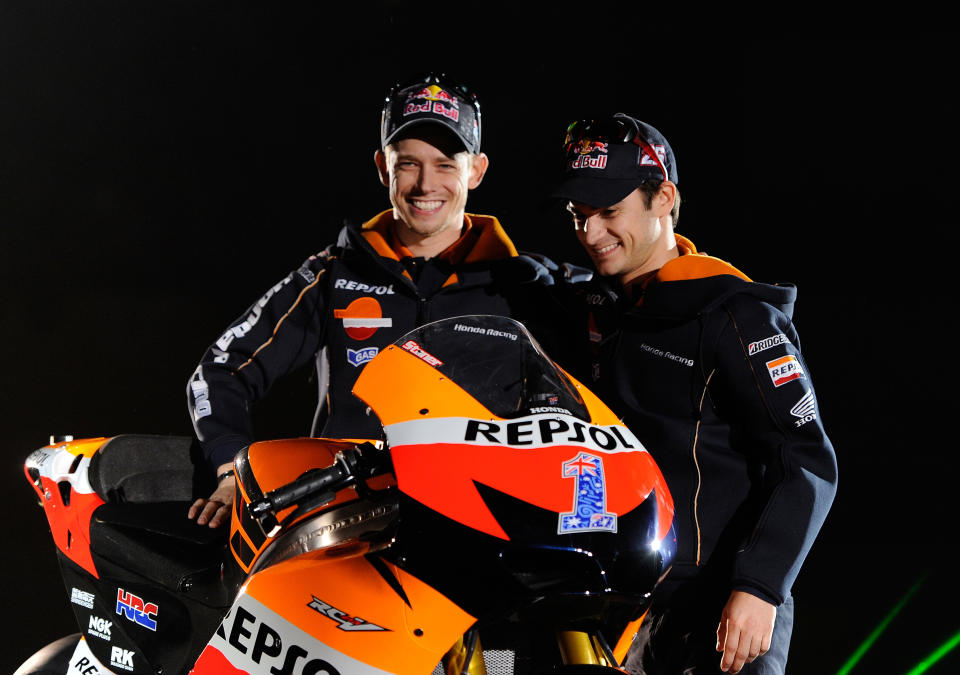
[116,588,158,631]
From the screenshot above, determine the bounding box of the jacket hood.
[334,211,546,290]
[627,234,797,319]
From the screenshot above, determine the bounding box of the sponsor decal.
[640,342,694,367]
[574,139,609,155]
[334,278,396,295]
[559,452,617,534]
[400,339,444,367]
[347,347,379,367]
[748,333,789,355]
[453,323,518,340]
[570,154,608,170]
[333,297,392,341]
[190,367,212,420]
[110,646,135,671]
[790,389,817,428]
[71,638,110,674]
[529,406,573,416]
[640,144,668,167]
[766,354,805,387]
[298,262,316,284]
[207,598,368,675]
[72,587,96,609]
[116,588,158,631]
[307,597,389,632]
[214,277,292,358]
[88,615,113,641]
[384,414,641,455]
[403,85,460,122]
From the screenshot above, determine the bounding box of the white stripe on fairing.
[384,414,647,455]
[342,318,392,327]
[207,593,396,675]
[27,447,96,494]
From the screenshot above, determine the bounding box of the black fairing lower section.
[379,483,667,638]
[57,501,236,675]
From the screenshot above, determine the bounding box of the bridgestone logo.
[748,334,789,355]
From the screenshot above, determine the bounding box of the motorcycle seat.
[87,433,214,503]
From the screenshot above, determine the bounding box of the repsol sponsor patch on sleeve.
[766,354,805,387]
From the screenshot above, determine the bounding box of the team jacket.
[571,235,838,606]
[188,210,561,470]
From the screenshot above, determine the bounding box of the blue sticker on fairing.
[558,452,617,534]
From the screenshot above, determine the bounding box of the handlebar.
[247,442,390,532]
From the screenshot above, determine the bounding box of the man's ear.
[467,152,490,189]
[374,149,389,187]
[655,181,677,216]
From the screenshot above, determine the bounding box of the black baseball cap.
[551,113,678,208]
[380,72,482,154]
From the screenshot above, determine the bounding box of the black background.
[2,4,958,674]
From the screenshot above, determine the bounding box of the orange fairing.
[241,553,475,673]
[354,345,674,543]
[353,344,496,425]
[24,437,109,578]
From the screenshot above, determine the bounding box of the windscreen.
[395,315,588,421]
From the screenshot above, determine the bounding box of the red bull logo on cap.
[575,139,608,155]
[403,85,460,122]
[568,137,609,170]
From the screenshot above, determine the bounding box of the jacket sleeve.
[186,256,329,469]
[709,293,838,605]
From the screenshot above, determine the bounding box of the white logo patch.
[790,389,817,428]
[748,333,789,355]
[88,615,113,641]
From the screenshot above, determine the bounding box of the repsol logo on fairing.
[217,605,343,675]
[334,278,395,295]
[384,414,644,454]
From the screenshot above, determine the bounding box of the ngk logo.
[87,615,112,640]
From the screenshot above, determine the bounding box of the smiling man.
[186,73,561,528]
[552,114,837,675]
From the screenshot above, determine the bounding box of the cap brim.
[382,118,470,153]
[548,176,643,209]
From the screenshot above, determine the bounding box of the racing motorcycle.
[17,315,675,675]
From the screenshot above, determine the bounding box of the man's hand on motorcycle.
[716,590,776,673]
[188,462,236,528]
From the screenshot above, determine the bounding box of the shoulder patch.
[766,354,805,387]
[747,333,790,355]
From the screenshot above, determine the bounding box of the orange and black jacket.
[188,211,562,470]
[567,235,838,607]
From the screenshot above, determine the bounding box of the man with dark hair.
[551,113,838,674]
[186,73,561,528]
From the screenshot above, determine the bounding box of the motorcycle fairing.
[385,414,672,543]
[25,438,109,578]
[193,554,475,674]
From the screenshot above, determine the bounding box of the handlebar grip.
[250,459,351,519]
